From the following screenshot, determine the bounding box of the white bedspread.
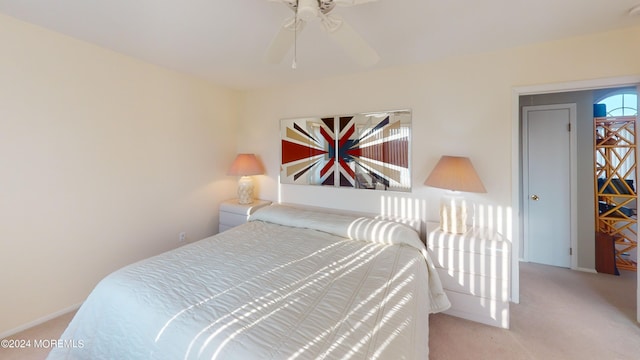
[48,206,449,360]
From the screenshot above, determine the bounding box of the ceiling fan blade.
[264,18,306,64]
[268,0,298,13]
[332,0,378,7]
[321,15,379,67]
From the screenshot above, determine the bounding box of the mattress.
[48,204,450,359]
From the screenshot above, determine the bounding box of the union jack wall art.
[280,110,411,192]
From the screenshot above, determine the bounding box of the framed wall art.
[280,109,411,192]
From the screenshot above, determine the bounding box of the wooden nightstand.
[218,199,271,233]
[426,222,511,329]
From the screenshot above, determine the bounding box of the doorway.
[511,76,640,321]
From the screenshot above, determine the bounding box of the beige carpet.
[1,262,638,359]
[430,262,639,360]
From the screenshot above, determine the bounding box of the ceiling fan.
[265,0,380,68]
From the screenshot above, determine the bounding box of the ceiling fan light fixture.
[297,0,319,21]
[265,0,380,67]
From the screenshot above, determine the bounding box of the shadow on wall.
[378,195,513,241]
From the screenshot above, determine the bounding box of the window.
[596,91,637,117]
[594,89,638,183]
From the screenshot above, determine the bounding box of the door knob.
[531,194,540,201]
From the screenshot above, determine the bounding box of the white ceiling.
[1,0,639,90]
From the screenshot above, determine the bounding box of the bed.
[47,204,450,359]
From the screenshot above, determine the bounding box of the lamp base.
[237,176,254,205]
[440,195,468,234]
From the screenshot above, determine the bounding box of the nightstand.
[426,222,511,329]
[218,199,271,233]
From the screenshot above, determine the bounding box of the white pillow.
[249,204,425,251]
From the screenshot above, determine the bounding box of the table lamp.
[227,153,264,204]
[424,155,486,234]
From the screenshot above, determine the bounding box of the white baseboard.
[0,303,81,340]
[521,259,597,274]
[575,267,597,274]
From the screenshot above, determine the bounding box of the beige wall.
[240,25,640,265]
[0,14,238,335]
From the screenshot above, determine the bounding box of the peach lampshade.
[425,156,486,234]
[424,156,486,193]
[227,154,264,176]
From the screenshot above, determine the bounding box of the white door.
[523,104,576,268]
